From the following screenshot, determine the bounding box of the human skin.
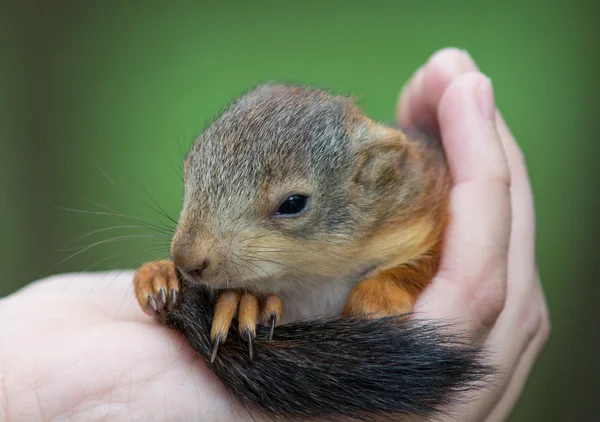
[0,48,550,422]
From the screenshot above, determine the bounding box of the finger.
[420,50,538,316]
[396,66,426,129]
[416,73,511,332]
[397,48,473,135]
[420,48,471,137]
[478,276,548,404]
[422,49,536,279]
[495,110,538,293]
[421,48,475,118]
[444,50,538,299]
[435,298,549,422]
[484,298,551,421]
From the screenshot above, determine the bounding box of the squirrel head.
[170,84,429,294]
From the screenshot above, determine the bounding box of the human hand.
[399,48,551,421]
[0,272,265,421]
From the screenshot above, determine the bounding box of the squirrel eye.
[275,194,309,217]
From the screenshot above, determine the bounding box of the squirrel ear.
[352,122,410,190]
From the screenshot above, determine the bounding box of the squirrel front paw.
[133,260,179,315]
[211,291,282,362]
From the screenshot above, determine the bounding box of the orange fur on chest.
[343,229,444,317]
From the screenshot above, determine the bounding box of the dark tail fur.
[160,278,493,421]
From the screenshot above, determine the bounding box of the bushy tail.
[161,283,493,421]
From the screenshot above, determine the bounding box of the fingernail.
[477,77,495,121]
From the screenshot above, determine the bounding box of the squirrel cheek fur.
[132,84,490,421]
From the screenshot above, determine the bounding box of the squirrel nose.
[170,230,212,278]
[170,246,210,278]
[189,260,209,279]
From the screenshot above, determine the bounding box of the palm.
[0,272,256,422]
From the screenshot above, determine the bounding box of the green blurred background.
[2,1,598,420]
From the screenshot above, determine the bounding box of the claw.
[159,287,167,307]
[210,291,282,360]
[269,314,276,341]
[238,291,259,360]
[133,260,179,316]
[167,288,178,310]
[211,334,221,363]
[210,290,242,362]
[247,330,254,361]
[263,294,282,340]
[147,294,158,312]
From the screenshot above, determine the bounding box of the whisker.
[231,253,269,279]
[50,234,163,273]
[245,246,354,263]
[195,224,218,242]
[48,202,175,236]
[92,158,116,185]
[68,180,118,214]
[92,251,171,309]
[239,233,277,244]
[233,261,264,281]
[60,252,127,292]
[244,254,306,273]
[90,254,150,302]
[136,180,178,226]
[142,242,171,250]
[61,225,171,249]
[57,234,161,252]
[61,183,177,234]
[229,260,244,280]
[167,157,184,182]
[171,126,189,163]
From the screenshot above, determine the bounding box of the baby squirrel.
[132,84,490,421]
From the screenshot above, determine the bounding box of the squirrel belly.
[264,262,380,324]
[133,84,494,421]
[277,277,361,324]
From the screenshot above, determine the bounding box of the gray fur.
[183,84,358,240]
